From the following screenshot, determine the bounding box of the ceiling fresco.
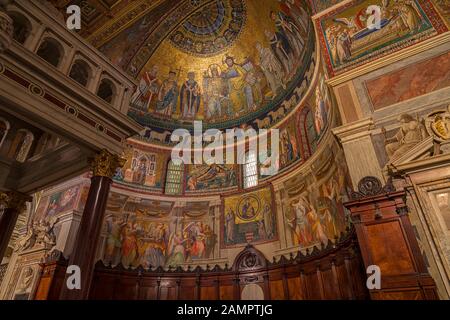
[98,0,314,131]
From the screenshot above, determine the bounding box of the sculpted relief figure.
[425,104,450,154]
[384,114,428,161]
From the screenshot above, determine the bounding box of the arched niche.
[69,59,92,87]
[97,78,116,104]
[8,11,32,45]
[36,37,64,68]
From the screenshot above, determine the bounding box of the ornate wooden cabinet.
[344,177,438,300]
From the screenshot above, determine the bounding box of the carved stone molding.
[89,149,126,178]
[350,176,395,200]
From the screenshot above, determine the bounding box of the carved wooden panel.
[344,177,439,300]
[34,234,369,300]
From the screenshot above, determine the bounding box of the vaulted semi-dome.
[100,0,315,131]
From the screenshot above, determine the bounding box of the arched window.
[9,130,34,162]
[69,60,91,87]
[243,151,258,189]
[9,12,32,44]
[36,38,63,67]
[298,107,318,159]
[97,79,115,104]
[0,119,10,148]
[165,160,184,195]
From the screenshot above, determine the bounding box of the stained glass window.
[165,160,184,195]
[244,151,258,189]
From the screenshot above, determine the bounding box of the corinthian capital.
[89,149,126,178]
[0,191,31,211]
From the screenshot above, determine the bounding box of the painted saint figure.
[271,11,304,59]
[225,208,235,243]
[103,216,126,265]
[131,66,160,112]
[203,64,230,118]
[256,42,286,96]
[180,72,201,119]
[262,204,274,238]
[265,30,293,76]
[222,56,261,114]
[287,196,313,246]
[156,71,179,117]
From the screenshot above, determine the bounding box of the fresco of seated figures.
[101,193,218,268]
[281,149,352,248]
[222,186,277,248]
[317,0,448,76]
[121,0,314,130]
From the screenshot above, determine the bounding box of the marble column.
[59,149,125,300]
[0,191,31,263]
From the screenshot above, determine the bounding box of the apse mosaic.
[222,186,277,248]
[101,193,218,268]
[126,0,313,130]
[168,0,247,57]
[317,0,448,76]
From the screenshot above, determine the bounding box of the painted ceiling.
[94,0,315,131]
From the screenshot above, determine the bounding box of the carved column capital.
[0,9,13,53]
[89,149,126,178]
[0,191,31,211]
